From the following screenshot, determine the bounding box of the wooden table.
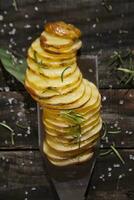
[0,0,134,199]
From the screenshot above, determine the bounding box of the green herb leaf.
[0,122,15,145]
[110,145,125,164]
[117,68,134,74]
[60,110,85,124]
[108,130,121,134]
[101,121,107,140]
[12,0,18,11]
[0,122,13,132]
[100,149,112,157]
[61,66,71,82]
[60,111,84,149]
[0,48,27,84]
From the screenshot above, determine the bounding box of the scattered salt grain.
[9,23,14,27]
[5,140,8,144]
[8,98,14,104]
[128,168,133,172]
[24,24,31,29]
[31,187,36,191]
[34,6,39,11]
[92,185,96,190]
[119,100,124,105]
[88,68,93,73]
[36,24,40,29]
[121,141,125,145]
[9,28,16,35]
[108,172,112,177]
[92,24,96,28]
[4,87,10,92]
[22,48,26,52]
[128,131,133,135]
[113,164,120,168]
[102,96,106,102]
[27,36,32,41]
[118,173,125,179]
[0,15,4,21]
[129,154,134,160]
[108,167,112,172]
[25,14,29,18]
[4,11,7,15]
[1,29,4,33]
[25,191,28,195]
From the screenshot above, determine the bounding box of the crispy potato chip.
[32,39,76,60]
[27,57,77,78]
[28,48,77,68]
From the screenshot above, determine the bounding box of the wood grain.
[0,149,133,200]
[88,149,134,200]
[0,89,133,149]
[0,150,57,200]
[101,89,134,148]
[0,0,134,89]
[0,91,38,149]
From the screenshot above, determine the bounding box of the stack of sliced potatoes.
[25,21,102,166]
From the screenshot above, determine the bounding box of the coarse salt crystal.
[0,15,4,21]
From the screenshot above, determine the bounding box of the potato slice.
[44,79,92,109]
[48,151,93,166]
[25,67,81,90]
[40,80,85,105]
[28,48,76,68]
[43,135,98,158]
[32,39,76,60]
[40,31,73,47]
[44,116,100,140]
[27,57,77,78]
[43,141,94,160]
[45,121,101,152]
[43,105,100,128]
[25,74,82,98]
[43,112,100,134]
[40,32,82,53]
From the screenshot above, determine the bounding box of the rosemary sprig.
[12,0,18,11]
[61,66,71,82]
[110,144,125,164]
[100,121,125,164]
[60,110,85,124]
[108,50,134,86]
[60,110,85,149]
[100,149,112,157]
[108,130,121,134]
[0,122,15,145]
[102,0,112,12]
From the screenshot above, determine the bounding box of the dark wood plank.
[87,149,134,200]
[0,150,57,200]
[0,89,133,149]
[0,91,38,149]
[0,0,134,89]
[0,149,133,200]
[101,89,134,148]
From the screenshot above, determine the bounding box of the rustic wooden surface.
[0,0,134,200]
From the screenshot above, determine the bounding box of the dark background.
[0,1,134,200]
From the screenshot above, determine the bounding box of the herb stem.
[110,145,125,164]
[61,67,71,82]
